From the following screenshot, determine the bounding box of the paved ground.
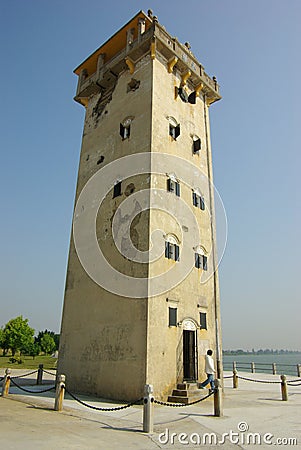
[0,371,300,449]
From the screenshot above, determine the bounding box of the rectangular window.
[168,179,180,197]
[169,307,177,326]
[113,181,122,198]
[200,312,207,330]
[195,253,207,270]
[120,123,131,139]
[193,138,201,152]
[165,242,180,261]
[169,123,180,140]
[192,192,205,210]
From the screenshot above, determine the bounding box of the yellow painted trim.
[125,57,135,74]
[150,40,156,60]
[168,56,178,73]
[74,11,152,76]
[195,83,204,96]
[181,70,191,86]
[206,97,215,106]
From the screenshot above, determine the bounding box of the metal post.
[232,361,236,372]
[2,369,11,397]
[36,364,43,385]
[251,362,255,373]
[214,379,223,417]
[272,363,277,375]
[54,374,65,411]
[233,369,238,388]
[143,384,154,433]
[280,375,288,401]
[297,364,301,377]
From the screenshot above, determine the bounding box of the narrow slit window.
[193,138,201,153]
[200,312,207,330]
[113,181,122,198]
[169,307,177,326]
[120,123,131,140]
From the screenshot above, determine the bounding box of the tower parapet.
[74,11,221,107]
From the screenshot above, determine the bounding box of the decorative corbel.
[195,83,204,97]
[168,56,178,73]
[181,70,191,86]
[125,57,135,75]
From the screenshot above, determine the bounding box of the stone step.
[172,389,203,397]
[177,382,198,391]
[167,395,190,404]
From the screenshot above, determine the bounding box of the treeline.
[223,349,301,355]
[0,316,59,359]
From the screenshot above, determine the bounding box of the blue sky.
[1,0,300,350]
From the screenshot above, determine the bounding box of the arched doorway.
[182,319,198,381]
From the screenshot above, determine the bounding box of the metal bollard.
[214,379,223,417]
[233,369,238,388]
[143,384,154,433]
[54,374,65,411]
[280,375,288,401]
[297,364,301,378]
[272,363,277,375]
[251,362,255,373]
[36,364,43,385]
[232,361,236,372]
[2,369,11,397]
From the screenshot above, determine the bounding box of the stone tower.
[58,11,222,401]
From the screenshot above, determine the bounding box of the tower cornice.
[74,11,221,107]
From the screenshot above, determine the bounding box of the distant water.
[223,354,301,376]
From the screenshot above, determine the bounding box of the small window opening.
[169,307,177,327]
[169,123,180,140]
[113,181,122,198]
[195,253,207,270]
[120,123,131,140]
[200,312,207,330]
[97,155,105,165]
[167,178,180,197]
[193,138,201,153]
[192,192,205,210]
[165,241,180,261]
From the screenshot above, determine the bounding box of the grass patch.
[0,355,57,370]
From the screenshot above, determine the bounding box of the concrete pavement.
[0,371,300,449]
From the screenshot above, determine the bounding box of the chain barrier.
[223,375,233,379]
[153,390,215,407]
[286,378,301,383]
[10,377,56,394]
[42,369,57,377]
[64,386,143,411]
[237,375,281,384]
[10,369,39,379]
[287,382,301,386]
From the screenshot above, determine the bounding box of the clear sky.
[1,0,300,350]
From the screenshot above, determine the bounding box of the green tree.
[0,327,3,354]
[35,330,59,351]
[2,316,34,356]
[39,333,56,355]
[26,341,40,359]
